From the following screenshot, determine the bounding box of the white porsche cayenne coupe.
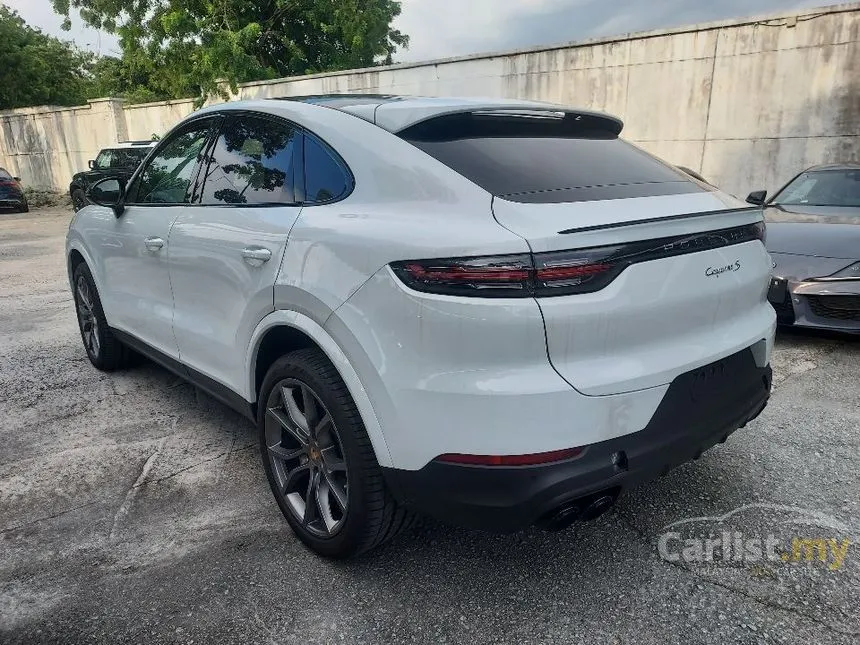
[67,95,776,558]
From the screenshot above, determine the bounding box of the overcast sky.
[1,0,848,61]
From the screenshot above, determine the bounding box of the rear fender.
[245,309,393,468]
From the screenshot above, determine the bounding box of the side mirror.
[746,190,767,206]
[88,160,96,169]
[13,176,21,182]
[88,177,125,217]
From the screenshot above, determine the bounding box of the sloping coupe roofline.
[275,94,624,135]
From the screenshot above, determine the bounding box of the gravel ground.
[1,208,858,645]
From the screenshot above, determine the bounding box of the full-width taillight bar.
[390,221,765,298]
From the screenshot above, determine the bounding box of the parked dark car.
[747,163,860,333]
[69,141,156,211]
[0,167,28,212]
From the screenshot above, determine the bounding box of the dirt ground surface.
[1,208,858,644]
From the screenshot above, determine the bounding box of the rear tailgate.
[401,108,774,396]
[493,196,773,395]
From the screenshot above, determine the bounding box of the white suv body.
[67,96,775,557]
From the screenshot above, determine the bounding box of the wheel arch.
[247,310,393,468]
[66,240,103,295]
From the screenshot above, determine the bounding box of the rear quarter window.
[401,112,703,204]
[303,133,352,204]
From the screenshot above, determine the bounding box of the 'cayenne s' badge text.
[705,261,741,278]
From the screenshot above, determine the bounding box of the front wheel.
[72,263,129,371]
[259,349,413,558]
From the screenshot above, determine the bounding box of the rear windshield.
[401,112,703,204]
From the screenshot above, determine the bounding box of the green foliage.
[0,7,93,109]
[85,54,171,104]
[52,0,409,105]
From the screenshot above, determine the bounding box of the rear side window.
[303,134,352,204]
[401,112,702,204]
[201,116,299,205]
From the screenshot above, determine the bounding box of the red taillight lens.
[437,447,584,466]
[391,222,764,298]
[533,248,624,295]
[391,254,533,298]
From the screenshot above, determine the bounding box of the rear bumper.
[382,347,771,532]
[0,197,25,209]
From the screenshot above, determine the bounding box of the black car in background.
[0,167,28,212]
[69,141,156,211]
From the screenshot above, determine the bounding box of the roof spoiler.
[397,107,624,141]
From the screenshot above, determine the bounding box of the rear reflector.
[390,221,765,298]
[437,447,584,466]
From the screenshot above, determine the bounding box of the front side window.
[200,116,299,205]
[132,122,213,204]
[94,150,115,169]
[114,148,150,168]
[774,170,860,208]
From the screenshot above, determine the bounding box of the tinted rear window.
[303,134,352,204]
[401,113,702,204]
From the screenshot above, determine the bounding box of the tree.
[86,53,170,104]
[51,0,409,104]
[0,7,93,110]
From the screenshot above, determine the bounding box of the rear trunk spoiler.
[558,206,761,235]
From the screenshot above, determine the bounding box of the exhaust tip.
[539,502,582,532]
[538,490,618,531]
[578,494,615,522]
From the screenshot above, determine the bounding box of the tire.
[258,348,413,558]
[71,188,89,212]
[72,263,129,371]
[18,201,28,213]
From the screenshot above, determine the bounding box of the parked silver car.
[748,163,860,333]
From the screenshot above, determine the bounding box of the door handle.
[242,246,272,266]
[144,237,164,252]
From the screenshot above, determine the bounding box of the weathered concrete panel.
[623,58,714,141]
[707,40,860,140]
[703,134,860,198]
[123,100,196,141]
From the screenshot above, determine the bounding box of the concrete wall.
[1,2,857,198]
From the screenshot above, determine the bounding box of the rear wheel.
[259,349,413,558]
[17,201,28,213]
[72,263,129,371]
[71,188,88,212]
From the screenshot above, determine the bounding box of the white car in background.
[66,95,776,558]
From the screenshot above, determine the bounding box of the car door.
[167,113,304,395]
[98,117,218,359]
